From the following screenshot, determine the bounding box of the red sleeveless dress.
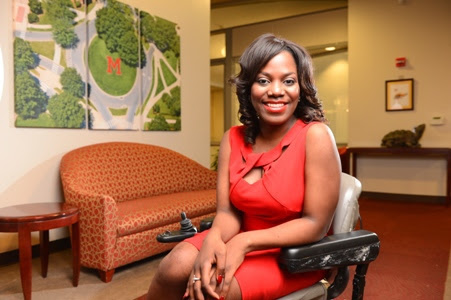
[186,120,326,299]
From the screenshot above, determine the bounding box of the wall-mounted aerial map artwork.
[13,0,181,131]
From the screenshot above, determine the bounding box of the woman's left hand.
[216,233,249,299]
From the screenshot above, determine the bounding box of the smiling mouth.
[264,102,287,112]
[266,103,285,108]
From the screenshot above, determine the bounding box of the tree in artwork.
[60,68,85,99]
[13,38,36,73]
[48,92,85,128]
[15,72,48,119]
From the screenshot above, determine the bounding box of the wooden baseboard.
[0,237,71,267]
[361,191,446,204]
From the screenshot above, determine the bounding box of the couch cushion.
[116,189,216,237]
[60,142,217,203]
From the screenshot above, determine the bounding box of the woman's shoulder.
[305,122,333,138]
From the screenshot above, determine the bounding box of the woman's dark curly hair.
[229,33,326,144]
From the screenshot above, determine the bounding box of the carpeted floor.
[0,250,164,300]
[336,198,451,300]
[0,198,450,299]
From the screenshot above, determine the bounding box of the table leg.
[18,226,32,300]
[39,230,49,278]
[71,221,80,287]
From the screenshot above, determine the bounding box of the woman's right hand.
[186,230,227,300]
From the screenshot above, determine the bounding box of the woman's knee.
[225,277,242,300]
[155,242,198,283]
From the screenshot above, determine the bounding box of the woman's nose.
[268,82,284,97]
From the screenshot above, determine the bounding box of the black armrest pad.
[279,230,380,273]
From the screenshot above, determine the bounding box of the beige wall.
[348,0,451,195]
[0,0,210,253]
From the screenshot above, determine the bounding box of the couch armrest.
[62,186,119,270]
[279,230,380,273]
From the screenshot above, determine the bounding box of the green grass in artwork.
[15,113,56,128]
[155,71,165,96]
[87,2,97,14]
[160,59,177,86]
[60,49,67,68]
[88,37,136,96]
[147,97,171,118]
[30,41,55,61]
[109,107,128,116]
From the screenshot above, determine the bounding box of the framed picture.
[385,78,414,111]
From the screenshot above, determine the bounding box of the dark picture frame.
[385,78,414,111]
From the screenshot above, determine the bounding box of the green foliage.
[60,67,85,98]
[164,50,179,71]
[28,13,39,24]
[14,38,36,73]
[169,86,181,116]
[43,0,77,48]
[28,0,43,14]
[14,72,48,119]
[52,19,78,48]
[44,0,77,24]
[140,12,180,56]
[147,115,170,131]
[118,31,139,67]
[152,103,160,114]
[43,0,76,23]
[173,119,181,131]
[95,0,139,67]
[47,92,85,128]
[211,149,219,171]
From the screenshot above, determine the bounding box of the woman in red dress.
[147,33,341,300]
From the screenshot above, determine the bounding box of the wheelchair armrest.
[279,230,380,273]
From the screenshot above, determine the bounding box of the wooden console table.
[0,203,80,300]
[346,147,451,205]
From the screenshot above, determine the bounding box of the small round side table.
[0,202,80,300]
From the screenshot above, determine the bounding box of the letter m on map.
[107,56,122,75]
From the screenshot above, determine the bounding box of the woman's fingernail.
[219,296,225,300]
[217,274,223,284]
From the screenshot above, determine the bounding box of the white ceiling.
[210,0,347,31]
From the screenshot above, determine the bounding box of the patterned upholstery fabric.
[60,142,217,279]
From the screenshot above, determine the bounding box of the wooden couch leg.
[98,269,115,283]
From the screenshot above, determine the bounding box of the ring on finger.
[193,276,201,283]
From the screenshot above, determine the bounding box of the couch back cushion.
[60,142,217,202]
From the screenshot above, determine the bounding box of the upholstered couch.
[60,142,217,282]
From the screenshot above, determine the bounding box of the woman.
[147,33,341,300]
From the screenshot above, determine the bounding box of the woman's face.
[250,51,300,127]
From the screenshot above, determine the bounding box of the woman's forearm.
[208,208,241,243]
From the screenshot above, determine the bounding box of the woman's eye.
[257,78,270,85]
[284,79,296,85]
